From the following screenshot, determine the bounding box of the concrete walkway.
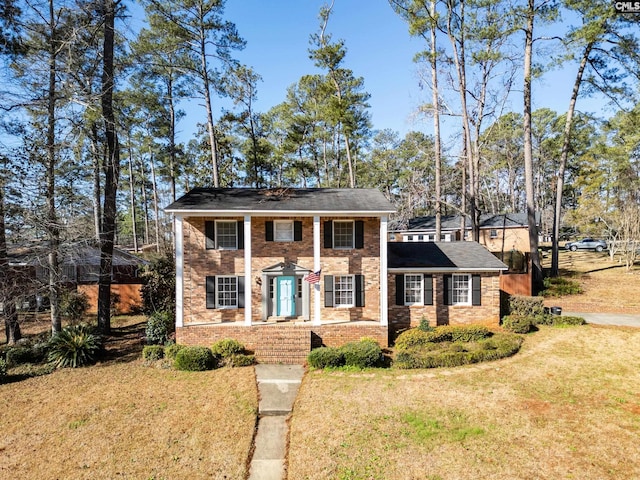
[564,311,640,328]
[248,364,305,480]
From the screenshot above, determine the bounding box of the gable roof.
[165,188,395,216]
[404,212,539,231]
[387,241,508,272]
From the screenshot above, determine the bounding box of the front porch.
[176,320,389,364]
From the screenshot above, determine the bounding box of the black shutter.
[206,276,216,309]
[237,276,245,308]
[423,274,434,305]
[237,221,244,249]
[355,220,364,249]
[324,221,333,248]
[444,275,452,305]
[265,221,274,241]
[294,221,303,241]
[395,274,405,305]
[324,275,334,307]
[355,275,365,307]
[205,221,215,249]
[472,275,481,306]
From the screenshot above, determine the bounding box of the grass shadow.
[100,320,146,365]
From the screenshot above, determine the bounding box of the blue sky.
[164,0,614,142]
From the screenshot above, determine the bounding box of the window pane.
[333,221,354,248]
[216,221,237,249]
[404,274,423,304]
[274,221,293,241]
[334,275,354,306]
[452,274,470,304]
[217,277,237,307]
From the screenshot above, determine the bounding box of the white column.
[175,215,184,328]
[313,215,321,326]
[380,215,389,326]
[244,215,252,326]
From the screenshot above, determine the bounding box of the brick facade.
[387,272,502,338]
[180,216,382,325]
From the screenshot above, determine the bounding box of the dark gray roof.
[165,188,395,214]
[388,241,508,271]
[8,241,148,267]
[405,212,538,231]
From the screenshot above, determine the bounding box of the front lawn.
[0,315,257,480]
[288,325,640,479]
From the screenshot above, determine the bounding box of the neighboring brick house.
[165,188,509,362]
[387,242,507,333]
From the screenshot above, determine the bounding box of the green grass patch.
[401,409,485,443]
[542,276,583,297]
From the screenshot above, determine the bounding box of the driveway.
[563,311,640,328]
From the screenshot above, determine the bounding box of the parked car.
[565,238,607,252]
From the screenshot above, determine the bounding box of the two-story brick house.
[166,187,508,363]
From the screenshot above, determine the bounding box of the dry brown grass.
[0,316,258,480]
[542,250,640,313]
[288,325,640,480]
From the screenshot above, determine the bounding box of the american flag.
[304,269,321,284]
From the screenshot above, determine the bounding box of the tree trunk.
[149,153,161,253]
[430,0,442,241]
[91,122,102,243]
[46,0,61,335]
[127,136,138,253]
[138,155,150,245]
[551,42,594,276]
[0,179,21,345]
[523,0,542,290]
[97,0,120,334]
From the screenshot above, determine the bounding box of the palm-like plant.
[48,324,103,368]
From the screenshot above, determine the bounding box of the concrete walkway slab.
[248,364,305,480]
[564,311,640,327]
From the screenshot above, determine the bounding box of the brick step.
[252,327,311,364]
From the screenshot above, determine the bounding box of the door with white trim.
[277,276,296,316]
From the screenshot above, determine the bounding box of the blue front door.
[277,276,296,317]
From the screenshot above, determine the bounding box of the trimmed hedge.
[340,339,383,368]
[211,338,244,358]
[165,344,186,360]
[307,338,383,369]
[174,346,217,371]
[142,345,165,361]
[394,333,523,369]
[508,295,545,317]
[501,314,532,334]
[307,347,345,369]
[534,314,585,327]
[394,325,492,350]
[5,344,48,367]
[225,353,255,367]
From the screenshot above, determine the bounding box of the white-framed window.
[334,275,354,307]
[452,274,471,305]
[490,229,498,239]
[274,220,294,242]
[216,220,237,249]
[333,220,354,249]
[404,274,423,305]
[216,276,238,308]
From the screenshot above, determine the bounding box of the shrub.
[142,345,165,361]
[394,333,523,369]
[165,343,186,360]
[0,357,6,382]
[141,255,176,315]
[501,314,532,334]
[394,329,434,351]
[174,346,216,371]
[418,317,434,332]
[307,347,345,369]
[225,353,255,367]
[339,339,383,368]
[48,324,103,368]
[59,291,90,323]
[508,295,545,317]
[211,338,244,358]
[542,277,583,297]
[6,345,44,367]
[145,311,174,345]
